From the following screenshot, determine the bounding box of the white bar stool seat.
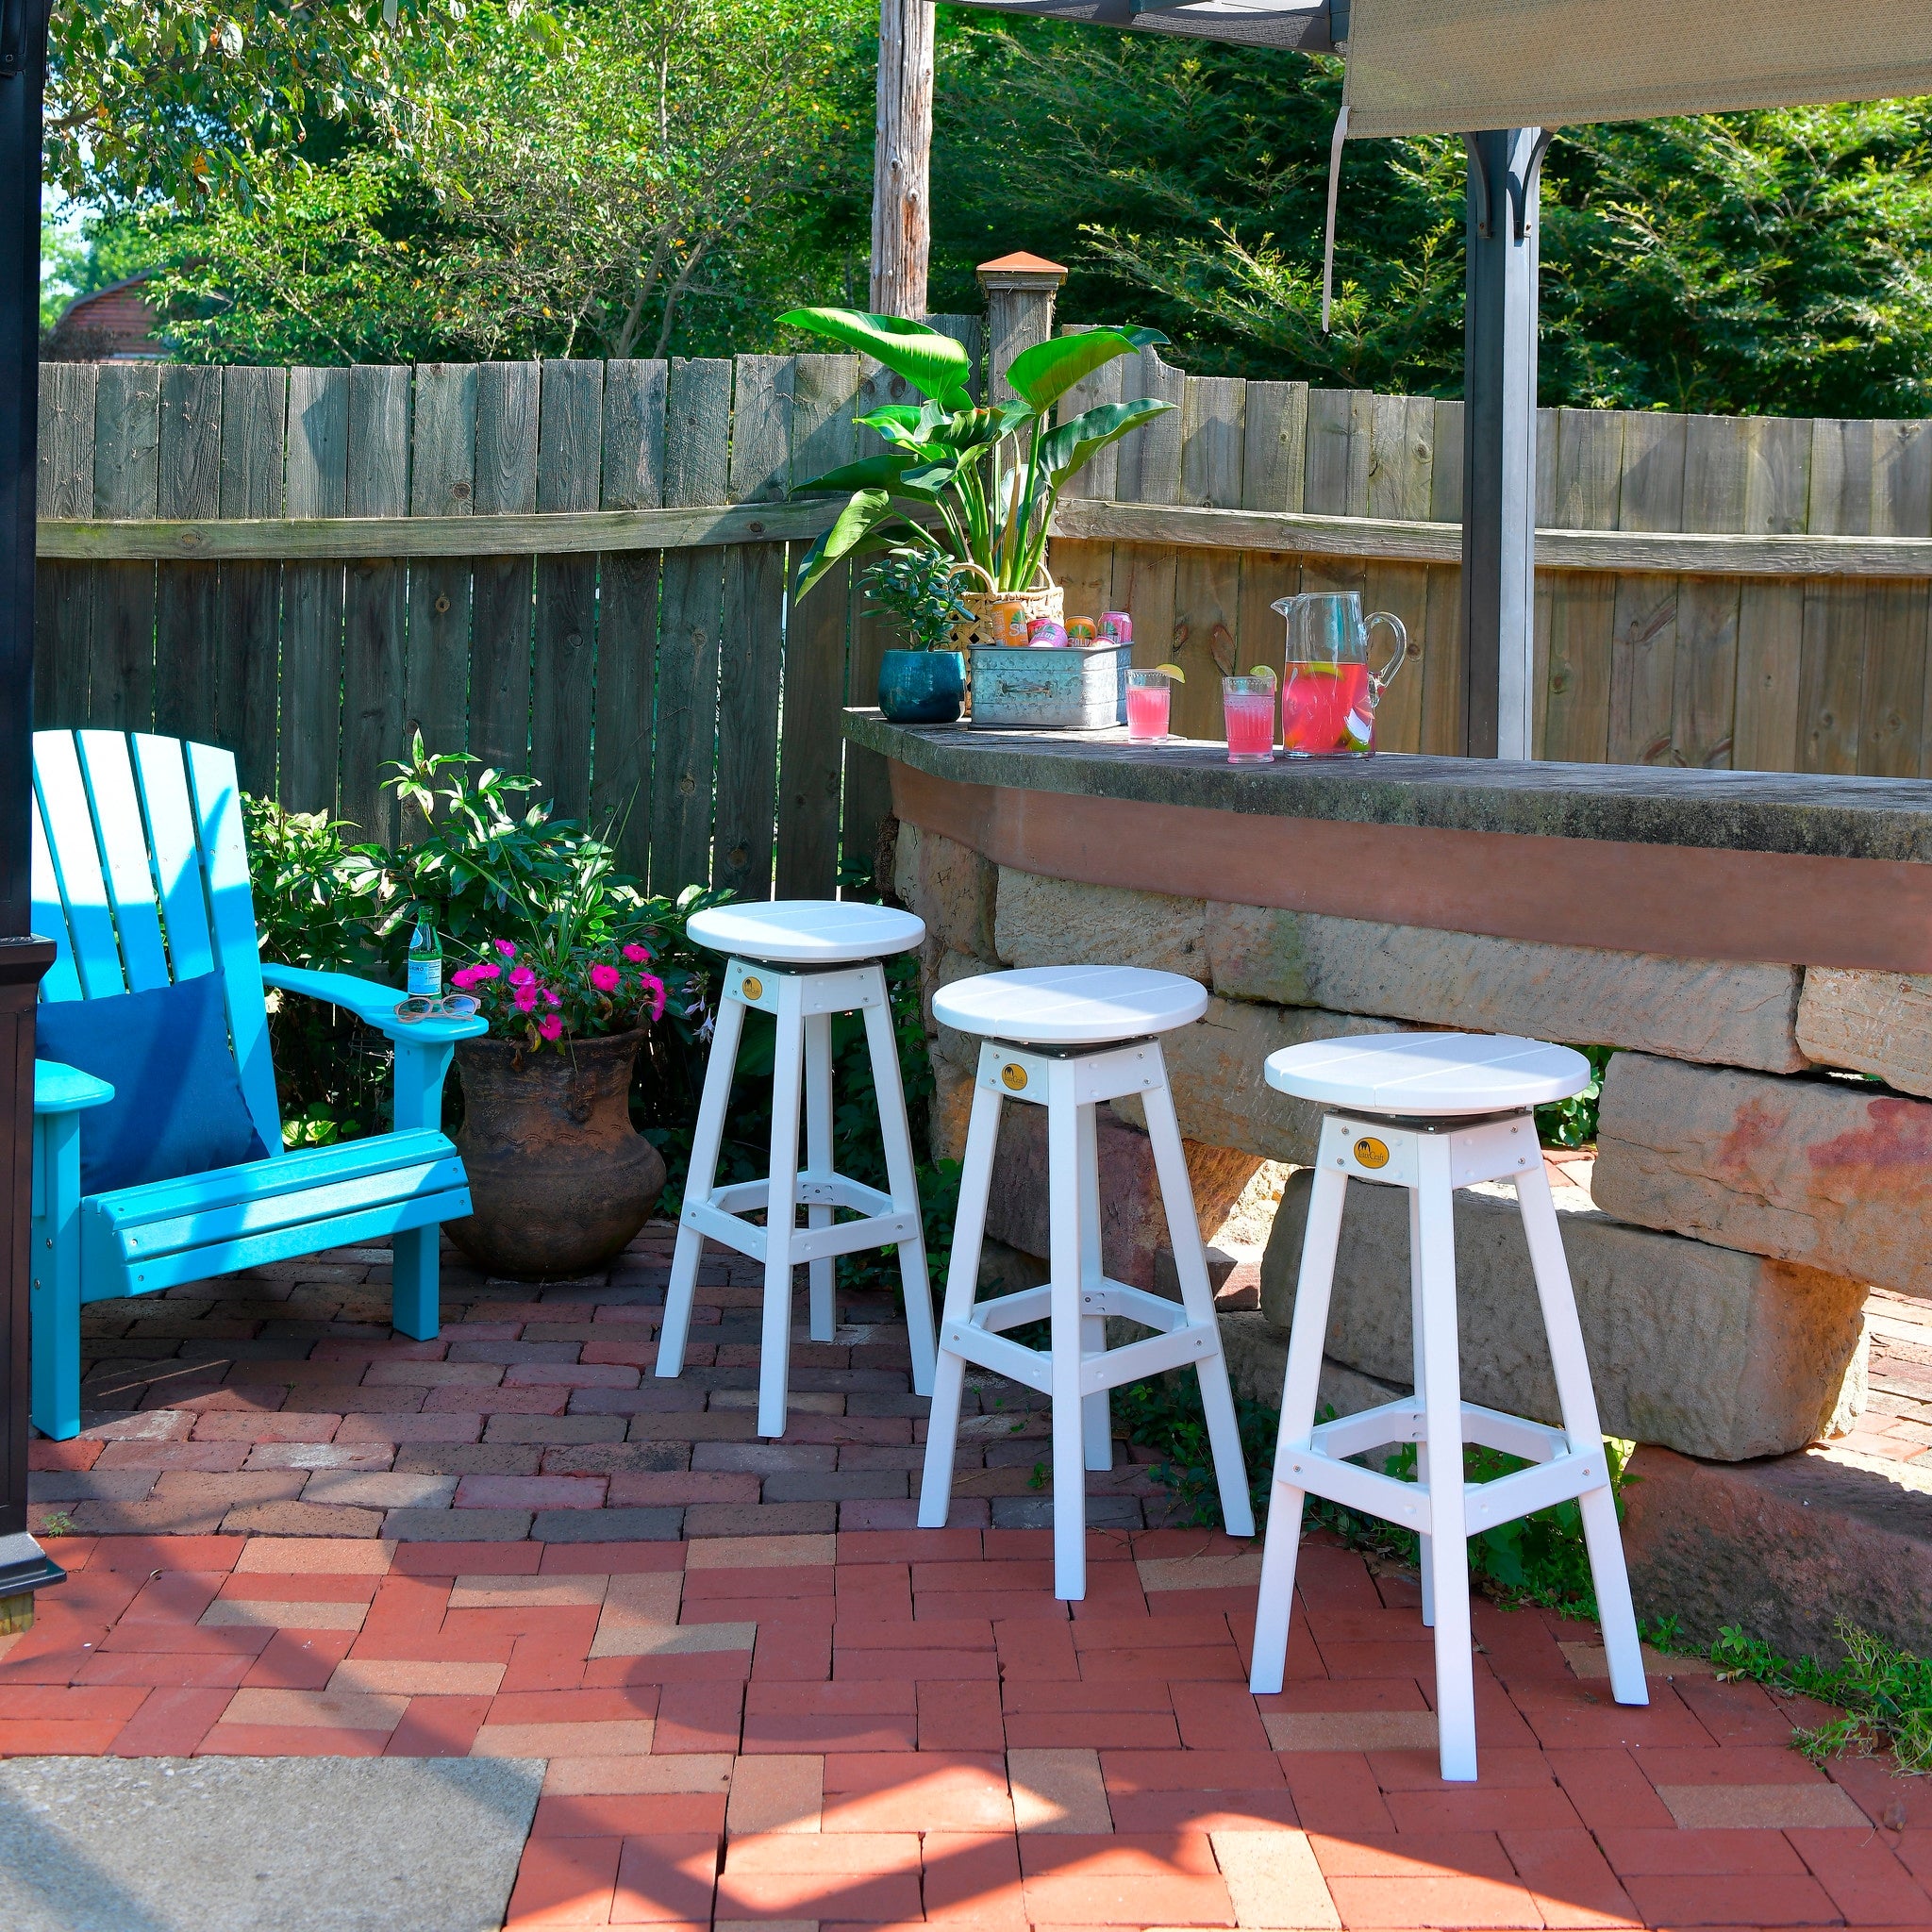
[917,965,1255,1599]
[1247,1032,1648,1782]
[656,901,939,1438]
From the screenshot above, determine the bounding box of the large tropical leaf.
[1005,326,1170,414]
[778,308,972,404]
[943,402,1033,450]
[1039,398,1177,487]
[791,453,918,497]
[793,490,932,600]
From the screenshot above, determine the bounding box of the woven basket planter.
[949,578,1064,651]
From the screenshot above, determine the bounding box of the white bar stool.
[656,901,939,1439]
[917,964,1255,1599]
[1247,1032,1647,1782]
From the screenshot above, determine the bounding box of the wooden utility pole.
[871,0,935,318]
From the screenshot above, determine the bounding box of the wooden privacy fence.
[32,328,1932,908]
[1048,348,1932,767]
[31,331,982,899]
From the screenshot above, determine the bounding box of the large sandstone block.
[981,1103,1260,1293]
[1209,904,1806,1073]
[1622,1443,1932,1659]
[894,823,998,960]
[1797,967,1932,1097]
[1111,998,1404,1163]
[1594,1051,1932,1297]
[1258,1168,1868,1459]
[995,869,1208,981]
[921,944,995,1074]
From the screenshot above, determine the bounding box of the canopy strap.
[1320,103,1349,333]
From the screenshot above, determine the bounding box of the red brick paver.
[8,1223,1921,1930]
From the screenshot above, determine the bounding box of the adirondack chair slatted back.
[31,730,283,1157]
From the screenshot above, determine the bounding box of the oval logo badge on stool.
[1353,1136,1391,1169]
[741,976,763,1001]
[1001,1064,1029,1091]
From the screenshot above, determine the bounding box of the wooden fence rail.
[32,331,1932,908]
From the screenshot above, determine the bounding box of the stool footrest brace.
[942,1276,1220,1400]
[1277,1400,1612,1540]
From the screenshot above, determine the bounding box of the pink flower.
[513,986,538,1014]
[508,964,536,989]
[638,974,667,1023]
[494,939,517,958]
[589,962,622,993]
[543,987,561,1008]
[537,1013,563,1041]
[622,942,652,964]
[453,961,500,988]
[450,964,482,991]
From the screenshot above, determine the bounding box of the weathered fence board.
[35,332,1932,920]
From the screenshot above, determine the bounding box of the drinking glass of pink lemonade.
[1222,674,1277,763]
[1124,664,1185,742]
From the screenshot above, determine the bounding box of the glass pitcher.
[1270,591,1410,757]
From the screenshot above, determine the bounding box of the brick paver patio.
[8,1220,1929,1929]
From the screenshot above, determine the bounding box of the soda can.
[1099,610,1133,645]
[1026,617,1070,648]
[1066,616,1098,645]
[988,598,1030,646]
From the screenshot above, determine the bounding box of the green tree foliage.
[45,0,449,207]
[118,0,874,364]
[927,19,1932,415]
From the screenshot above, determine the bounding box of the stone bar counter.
[848,709,1932,1656]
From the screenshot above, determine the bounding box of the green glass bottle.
[407,914,443,999]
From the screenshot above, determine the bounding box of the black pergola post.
[0,0,66,1622]
[1458,125,1547,759]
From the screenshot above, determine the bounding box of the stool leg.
[1143,1073,1253,1537]
[758,976,807,1439]
[1408,1187,1434,1629]
[657,991,746,1381]
[1076,1101,1111,1474]
[918,1066,1003,1529]
[861,978,937,1397]
[803,1009,836,1344]
[1048,1067,1090,1599]
[1515,1157,1649,1709]
[1249,1162,1347,1695]
[1415,1136,1477,1782]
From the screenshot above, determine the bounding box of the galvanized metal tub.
[968,642,1129,730]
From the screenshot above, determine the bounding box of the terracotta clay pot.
[449,1028,666,1278]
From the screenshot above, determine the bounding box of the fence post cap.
[976,252,1069,290]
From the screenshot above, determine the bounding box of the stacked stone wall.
[894,822,1888,1465]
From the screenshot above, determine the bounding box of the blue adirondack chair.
[28,729,487,1441]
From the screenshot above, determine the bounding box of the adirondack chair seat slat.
[98,1186,475,1301]
[28,730,488,1441]
[102,1145,469,1258]
[83,1127,458,1232]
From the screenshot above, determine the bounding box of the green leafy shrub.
[1535,1045,1614,1150]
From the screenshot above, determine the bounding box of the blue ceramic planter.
[878,648,966,724]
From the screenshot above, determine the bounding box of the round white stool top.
[1265,1032,1591,1117]
[933,965,1208,1046]
[685,900,925,965]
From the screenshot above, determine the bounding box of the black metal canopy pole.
[0,0,66,1623]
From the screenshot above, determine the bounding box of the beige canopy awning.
[1341,0,1932,136]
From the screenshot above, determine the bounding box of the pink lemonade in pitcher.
[1282,659,1374,755]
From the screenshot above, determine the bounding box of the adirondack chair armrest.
[34,1060,115,1115]
[259,965,490,1045]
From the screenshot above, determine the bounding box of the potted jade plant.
[866,545,974,723]
[377,740,676,1278]
[777,308,1174,648]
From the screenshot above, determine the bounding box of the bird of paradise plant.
[778,308,1175,599]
